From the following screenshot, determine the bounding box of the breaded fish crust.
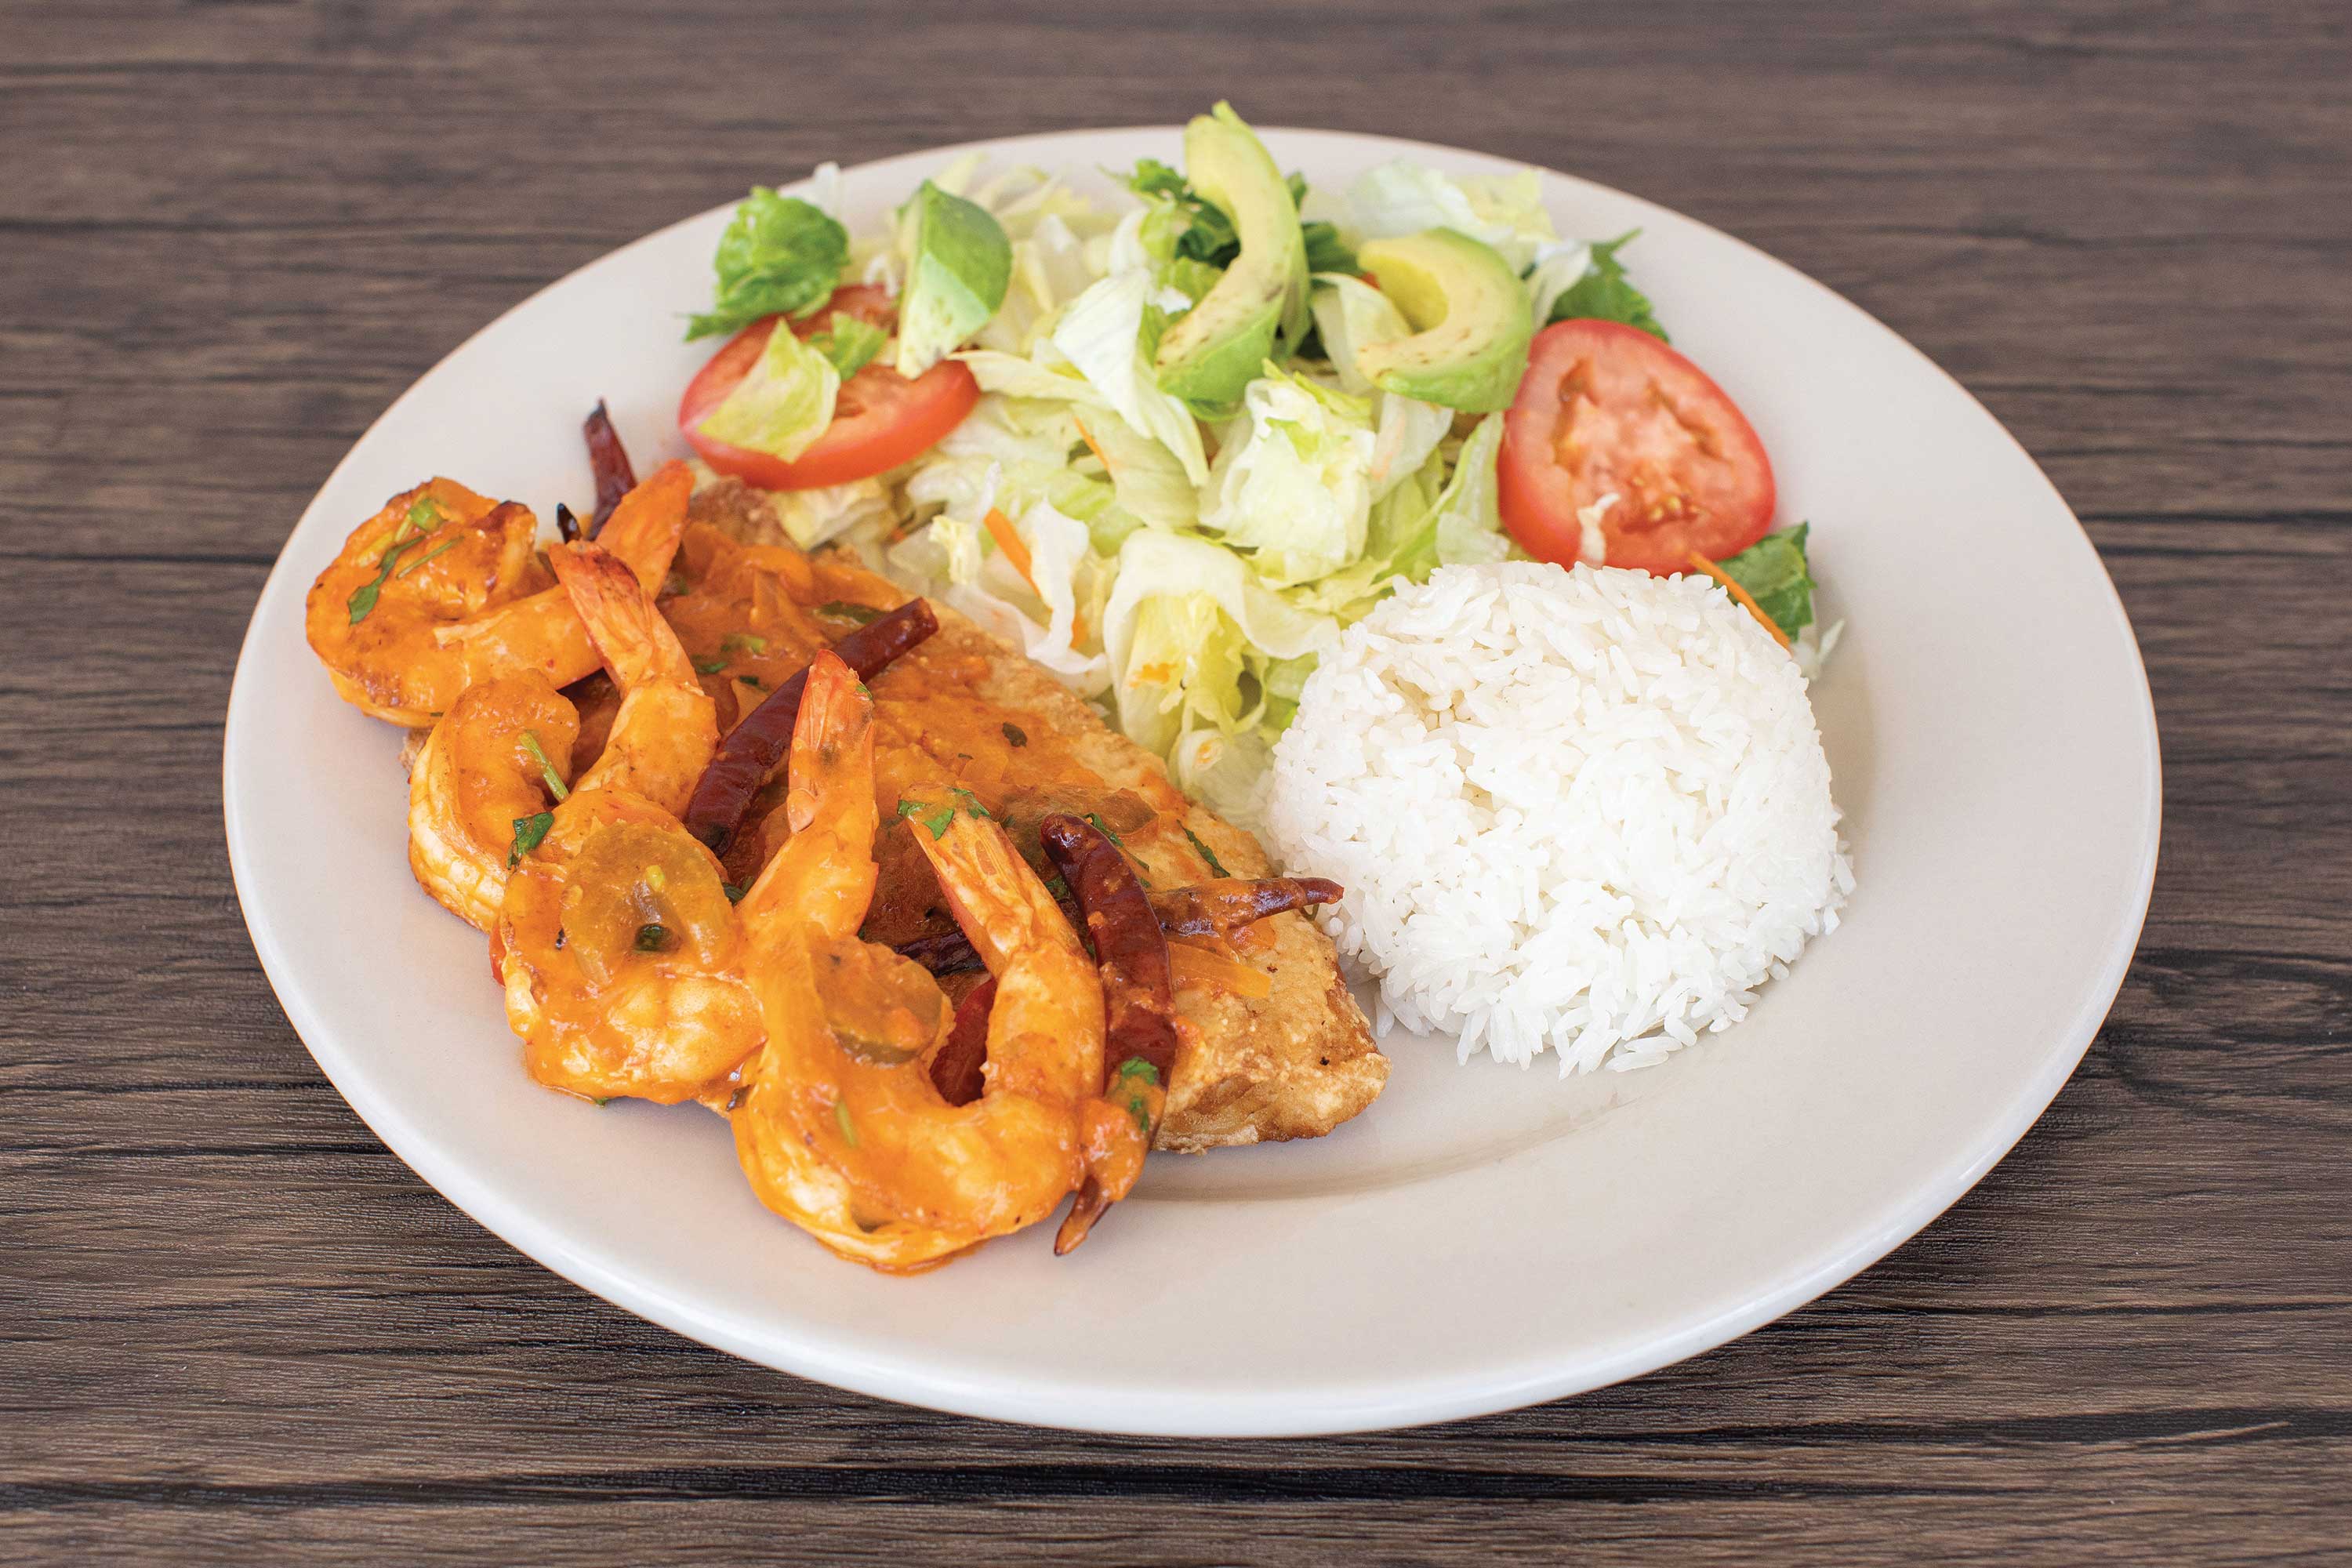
[687,477,1386,1149]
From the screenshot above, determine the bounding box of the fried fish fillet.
[681,477,1385,1151]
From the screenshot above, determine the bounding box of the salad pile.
[674,103,1820,827]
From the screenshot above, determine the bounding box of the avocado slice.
[1152,103,1309,410]
[1353,227,1534,414]
[895,180,1012,378]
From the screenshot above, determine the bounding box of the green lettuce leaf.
[1523,241,1594,328]
[1308,275,1450,500]
[1544,230,1668,341]
[1051,268,1210,485]
[1308,273,1409,396]
[1102,529,1336,757]
[1344,162,1559,271]
[1429,415,1512,568]
[1196,367,1376,586]
[687,188,850,342]
[1713,523,1815,634]
[806,310,887,379]
[1117,163,1356,281]
[691,320,839,462]
[1082,406,1202,533]
[899,390,1084,533]
[980,211,1100,354]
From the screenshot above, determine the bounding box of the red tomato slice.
[678,287,979,492]
[1497,319,1775,575]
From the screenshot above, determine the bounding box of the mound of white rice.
[1267,560,1853,1073]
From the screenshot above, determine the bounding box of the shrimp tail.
[919,810,1070,982]
[549,539,695,690]
[735,650,877,938]
[591,459,695,592]
[788,649,872,791]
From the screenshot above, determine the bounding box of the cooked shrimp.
[401,524,716,931]
[493,538,747,1103]
[731,654,1114,1272]
[500,789,764,1102]
[546,539,718,818]
[405,673,579,930]
[305,463,691,728]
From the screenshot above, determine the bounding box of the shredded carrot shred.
[982,507,1036,590]
[1167,942,1273,1000]
[985,505,1087,649]
[1686,550,1791,649]
[1073,418,1109,470]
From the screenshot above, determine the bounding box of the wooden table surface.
[7,2,2348,1561]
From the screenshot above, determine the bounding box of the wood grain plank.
[5,0,2349,1562]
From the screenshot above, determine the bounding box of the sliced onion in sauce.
[559,819,735,987]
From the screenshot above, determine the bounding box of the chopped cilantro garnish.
[1082,812,1125,849]
[1181,826,1230,879]
[634,922,672,952]
[807,309,888,379]
[722,881,748,903]
[346,528,424,623]
[1113,1058,1161,1133]
[507,811,554,867]
[949,786,990,819]
[393,537,460,579]
[405,495,442,528]
[520,731,569,800]
[1044,875,1069,902]
[691,655,729,674]
[720,632,768,655]
[819,601,881,625]
[895,798,956,840]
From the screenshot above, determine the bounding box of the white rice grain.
[1266,561,1853,1073]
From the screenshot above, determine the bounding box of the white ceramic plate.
[223,126,2159,1436]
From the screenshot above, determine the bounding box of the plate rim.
[223,122,2161,1436]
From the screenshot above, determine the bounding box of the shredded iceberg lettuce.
[1310,275,1451,500]
[691,321,839,462]
[942,499,1110,698]
[1051,267,1209,485]
[1343,162,1559,271]
[1196,368,1375,587]
[775,140,1650,806]
[1102,529,1336,754]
